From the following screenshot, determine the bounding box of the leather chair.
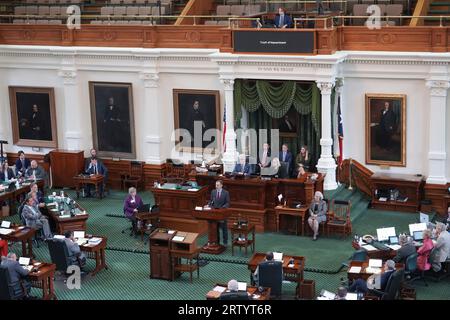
[219,291,250,300]
[47,238,84,274]
[404,252,428,286]
[368,269,405,300]
[0,266,27,300]
[258,260,283,297]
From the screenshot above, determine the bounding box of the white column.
[316,81,338,190]
[221,78,238,172]
[425,79,449,184]
[140,72,163,164]
[58,67,81,150]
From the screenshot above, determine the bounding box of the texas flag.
[222,107,227,153]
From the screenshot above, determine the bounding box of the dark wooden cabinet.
[371,173,425,213]
[49,150,84,188]
[149,230,173,280]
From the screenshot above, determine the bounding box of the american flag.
[222,107,227,153]
[337,98,344,167]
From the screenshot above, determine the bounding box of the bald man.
[24,160,46,181]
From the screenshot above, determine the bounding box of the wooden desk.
[73,174,104,199]
[50,150,84,188]
[371,173,425,213]
[206,283,271,300]
[248,252,305,296]
[170,231,200,283]
[151,185,208,233]
[80,236,108,276]
[275,205,308,236]
[44,205,89,235]
[195,174,323,232]
[2,225,35,258]
[347,260,404,281]
[352,241,396,260]
[192,208,230,255]
[230,223,255,256]
[136,211,160,241]
[29,262,57,300]
[0,179,45,213]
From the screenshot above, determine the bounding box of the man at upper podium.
[209,180,230,245]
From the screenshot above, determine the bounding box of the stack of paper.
[187,188,198,192]
[172,236,185,242]
[388,244,402,251]
[54,235,65,240]
[361,244,377,251]
[320,290,336,300]
[365,267,382,274]
[348,266,362,273]
[195,206,203,211]
[76,238,88,246]
[238,282,247,291]
[369,259,383,268]
[0,228,14,235]
[345,293,358,300]
[213,286,226,293]
[88,237,102,245]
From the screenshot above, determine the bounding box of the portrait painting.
[9,86,58,148]
[365,94,406,166]
[89,82,136,159]
[173,89,220,153]
[273,108,298,137]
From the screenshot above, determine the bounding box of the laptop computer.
[389,236,399,245]
[19,257,30,266]
[419,212,429,224]
[1,220,11,228]
[73,231,85,239]
[413,230,424,241]
[138,203,151,213]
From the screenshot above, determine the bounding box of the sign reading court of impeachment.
[233,30,315,54]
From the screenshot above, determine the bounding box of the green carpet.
[3,185,450,300]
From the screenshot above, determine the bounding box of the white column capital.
[220,78,235,91]
[426,79,450,97]
[140,72,159,88]
[316,81,334,95]
[58,68,77,85]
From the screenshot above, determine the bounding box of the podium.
[149,228,175,280]
[192,208,230,255]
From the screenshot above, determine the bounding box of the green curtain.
[235,79,323,171]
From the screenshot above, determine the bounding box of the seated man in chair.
[64,231,87,268]
[253,252,283,296]
[348,259,396,294]
[1,252,31,299]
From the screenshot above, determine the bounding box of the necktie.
[283,152,286,162]
[280,15,284,27]
[22,160,24,168]
[241,165,244,173]
[217,190,221,199]
[95,165,97,175]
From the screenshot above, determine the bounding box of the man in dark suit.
[274,7,293,28]
[0,162,15,182]
[29,104,48,140]
[84,148,108,197]
[14,151,31,177]
[25,160,47,182]
[279,144,293,176]
[233,154,252,175]
[220,279,250,300]
[393,235,416,263]
[378,102,396,149]
[209,180,230,245]
[1,252,31,298]
[348,260,395,294]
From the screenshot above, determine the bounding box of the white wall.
[0,46,448,183]
[342,78,429,175]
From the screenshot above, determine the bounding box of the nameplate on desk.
[233,30,315,54]
[59,214,71,219]
[195,206,203,211]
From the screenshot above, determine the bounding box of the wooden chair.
[165,159,187,179]
[327,199,351,237]
[121,161,144,191]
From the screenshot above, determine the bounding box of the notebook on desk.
[1,220,11,228]
[19,257,30,266]
[273,252,283,261]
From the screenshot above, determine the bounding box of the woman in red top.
[417,229,434,271]
[0,238,7,257]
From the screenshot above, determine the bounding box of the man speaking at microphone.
[209,180,230,245]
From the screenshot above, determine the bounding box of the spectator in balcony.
[274,7,292,28]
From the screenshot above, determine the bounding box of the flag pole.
[348,158,353,190]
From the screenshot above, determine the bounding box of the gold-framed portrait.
[173,89,221,154]
[9,86,58,148]
[365,94,406,167]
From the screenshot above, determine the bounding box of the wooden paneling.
[6,152,49,173]
[338,26,450,52]
[0,24,233,52]
[424,183,450,216]
[338,159,373,198]
[49,150,84,188]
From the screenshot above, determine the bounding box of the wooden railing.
[338,158,374,197]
